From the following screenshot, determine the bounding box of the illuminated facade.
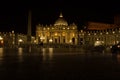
[79,27,120,46]
[36,13,120,46]
[0,31,35,47]
[0,13,120,47]
[79,21,120,46]
[36,13,78,45]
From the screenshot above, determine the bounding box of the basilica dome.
[54,13,68,26]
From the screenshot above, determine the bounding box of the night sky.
[0,0,120,35]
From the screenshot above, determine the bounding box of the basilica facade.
[36,13,120,47]
[36,13,78,45]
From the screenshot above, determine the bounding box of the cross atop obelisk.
[27,10,32,44]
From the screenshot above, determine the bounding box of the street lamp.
[49,39,53,43]
[18,39,23,43]
[0,36,3,47]
[0,36,3,40]
[18,39,23,46]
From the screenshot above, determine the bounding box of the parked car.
[111,43,120,54]
[91,45,105,53]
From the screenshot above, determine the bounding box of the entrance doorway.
[72,38,75,44]
[55,38,57,43]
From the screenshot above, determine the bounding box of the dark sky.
[0,0,120,35]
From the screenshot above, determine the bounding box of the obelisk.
[27,10,32,52]
[27,10,32,44]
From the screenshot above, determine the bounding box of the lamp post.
[0,36,3,47]
[18,39,23,47]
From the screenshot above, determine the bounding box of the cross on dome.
[59,12,63,18]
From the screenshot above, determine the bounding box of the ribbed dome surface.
[54,13,68,26]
